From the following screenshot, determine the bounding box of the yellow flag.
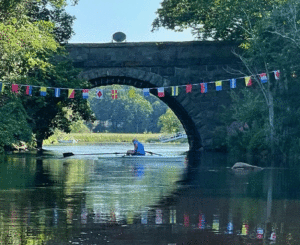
[129,89,135,98]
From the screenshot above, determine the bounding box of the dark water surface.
[0,143,300,244]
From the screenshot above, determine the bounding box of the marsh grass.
[44,132,161,145]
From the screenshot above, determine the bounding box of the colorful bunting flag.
[143,88,150,97]
[274,70,280,80]
[54,88,60,98]
[128,89,135,98]
[171,86,178,96]
[82,89,89,99]
[0,83,5,92]
[40,87,47,96]
[157,87,165,97]
[96,89,103,99]
[68,89,75,99]
[200,83,207,93]
[12,84,18,93]
[26,85,32,96]
[259,73,268,83]
[111,90,117,99]
[186,84,192,93]
[230,79,236,88]
[245,76,252,86]
[215,81,222,91]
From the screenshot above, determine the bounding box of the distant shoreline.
[44,132,188,145]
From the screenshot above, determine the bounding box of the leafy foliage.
[90,85,168,133]
[158,108,182,133]
[0,96,32,152]
[152,0,283,41]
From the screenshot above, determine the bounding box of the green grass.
[44,132,161,145]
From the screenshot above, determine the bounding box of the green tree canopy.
[152,0,285,41]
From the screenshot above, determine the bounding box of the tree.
[90,86,154,133]
[21,59,94,149]
[153,0,300,161]
[158,108,181,134]
[152,0,280,41]
[0,95,32,153]
[0,0,95,150]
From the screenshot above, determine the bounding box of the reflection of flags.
[274,70,280,80]
[111,90,117,99]
[96,89,103,99]
[245,76,252,86]
[26,85,32,96]
[143,88,150,97]
[241,223,249,235]
[212,214,220,231]
[186,84,192,93]
[227,222,233,234]
[157,87,165,97]
[215,81,222,91]
[184,213,190,227]
[40,87,47,96]
[68,89,75,99]
[82,89,89,99]
[170,209,176,224]
[200,83,207,93]
[198,213,205,229]
[260,73,268,83]
[155,209,163,224]
[129,89,135,98]
[12,84,18,93]
[256,227,264,239]
[0,83,5,92]
[230,79,236,88]
[81,208,87,224]
[141,210,148,224]
[171,86,178,96]
[54,88,60,97]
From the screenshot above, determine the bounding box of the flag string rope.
[0,70,280,97]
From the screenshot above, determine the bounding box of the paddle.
[63,152,126,158]
[146,151,162,156]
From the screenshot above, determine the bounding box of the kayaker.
[127,138,145,156]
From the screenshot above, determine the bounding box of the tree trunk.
[36,138,43,150]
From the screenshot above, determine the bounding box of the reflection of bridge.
[66,41,242,151]
[159,131,187,143]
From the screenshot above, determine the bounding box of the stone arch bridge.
[66,41,242,151]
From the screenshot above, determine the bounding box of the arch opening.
[82,70,202,151]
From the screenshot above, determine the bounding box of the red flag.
[274,70,280,80]
[12,84,18,93]
[186,84,192,93]
[157,87,165,97]
[68,89,75,98]
[245,76,252,86]
[111,90,117,99]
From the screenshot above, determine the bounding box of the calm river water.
[0,143,300,244]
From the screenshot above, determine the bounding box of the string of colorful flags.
[0,70,280,100]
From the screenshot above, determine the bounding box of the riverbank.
[43,132,187,145]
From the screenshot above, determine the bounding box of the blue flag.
[54,88,60,97]
[230,79,236,88]
[143,88,150,97]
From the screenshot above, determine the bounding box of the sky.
[65,0,195,43]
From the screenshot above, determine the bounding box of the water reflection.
[0,151,300,244]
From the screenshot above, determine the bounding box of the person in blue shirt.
[127,138,145,156]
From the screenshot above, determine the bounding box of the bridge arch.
[79,68,202,151]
